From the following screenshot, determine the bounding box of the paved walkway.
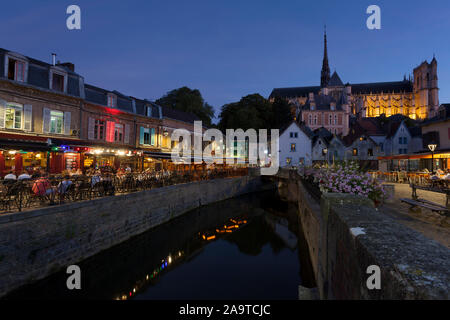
[380,183,450,248]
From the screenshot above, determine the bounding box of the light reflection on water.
[5,191,315,300]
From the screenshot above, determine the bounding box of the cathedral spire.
[321,26,331,88]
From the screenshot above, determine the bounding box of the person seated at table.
[91,170,102,187]
[18,170,32,181]
[57,175,73,203]
[57,175,73,194]
[4,171,17,180]
[32,173,56,203]
[436,168,444,176]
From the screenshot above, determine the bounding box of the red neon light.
[105,107,122,115]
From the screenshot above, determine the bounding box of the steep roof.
[328,71,344,87]
[270,86,320,99]
[302,93,343,111]
[312,127,333,146]
[351,80,413,95]
[161,106,200,123]
[280,121,314,139]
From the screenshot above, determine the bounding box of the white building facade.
[279,122,313,167]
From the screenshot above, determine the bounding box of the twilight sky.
[1,0,449,123]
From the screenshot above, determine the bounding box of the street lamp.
[323,148,328,166]
[428,143,437,173]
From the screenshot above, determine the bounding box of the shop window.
[5,103,23,129]
[7,58,26,82]
[49,110,64,134]
[94,120,105,140]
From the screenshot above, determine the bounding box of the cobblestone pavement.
[380,183,450,248]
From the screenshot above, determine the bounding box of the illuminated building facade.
[270,30,440,129]
[0,48,202,175]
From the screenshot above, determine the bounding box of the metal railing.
[0,168,249,214]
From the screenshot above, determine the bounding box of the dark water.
[4,191,315,300]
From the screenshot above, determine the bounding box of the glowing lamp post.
[428,143,437,173]
[323,148,328,166]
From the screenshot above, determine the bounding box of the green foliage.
[218,94,293,131]
[156,87,215,127]
[271,96,293,129]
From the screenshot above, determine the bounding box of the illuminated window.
[5,103,23,129]
[299,157,305,165]
[286,157,292,165]
[49,111,64,134]
[353,148,358,156]
[291,143,296,152]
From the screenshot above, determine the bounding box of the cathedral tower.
[413,57,439,119]
[320,27,331,88]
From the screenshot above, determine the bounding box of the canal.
[4,191,315,300]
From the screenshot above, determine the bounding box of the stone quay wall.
[278,170,449,299]
[0,176,275,297]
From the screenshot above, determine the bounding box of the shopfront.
[379,151,450,172]
[0,132,50,176]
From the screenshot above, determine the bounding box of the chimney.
[51,53,57,66]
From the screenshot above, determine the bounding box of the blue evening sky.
[1,0,449,122]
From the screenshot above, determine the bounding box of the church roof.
[302,93,343,111]
[350,80,413,95]
[269,86,320,99]
[328,71,344,87]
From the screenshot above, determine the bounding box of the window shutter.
[140,127,145,145]
[151,128,155,146]
[42,108,51,133]
[64,112,71,135]
[106,121,115,142]
[88,117,95,140]
[0,99,6,129]
[124,124,130,144]
[23,104,33,131]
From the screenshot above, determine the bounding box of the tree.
[218,94,273,131]
[156,87,214,127]
[218,94,294,132]
[271,96,293,129]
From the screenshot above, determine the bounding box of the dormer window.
[146,105,152,117]
[52,73,64,92]
[5,54,28,83]
[107,94,117,108]
[49,68,68,93]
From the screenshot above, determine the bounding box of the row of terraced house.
[0,49,205,176]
